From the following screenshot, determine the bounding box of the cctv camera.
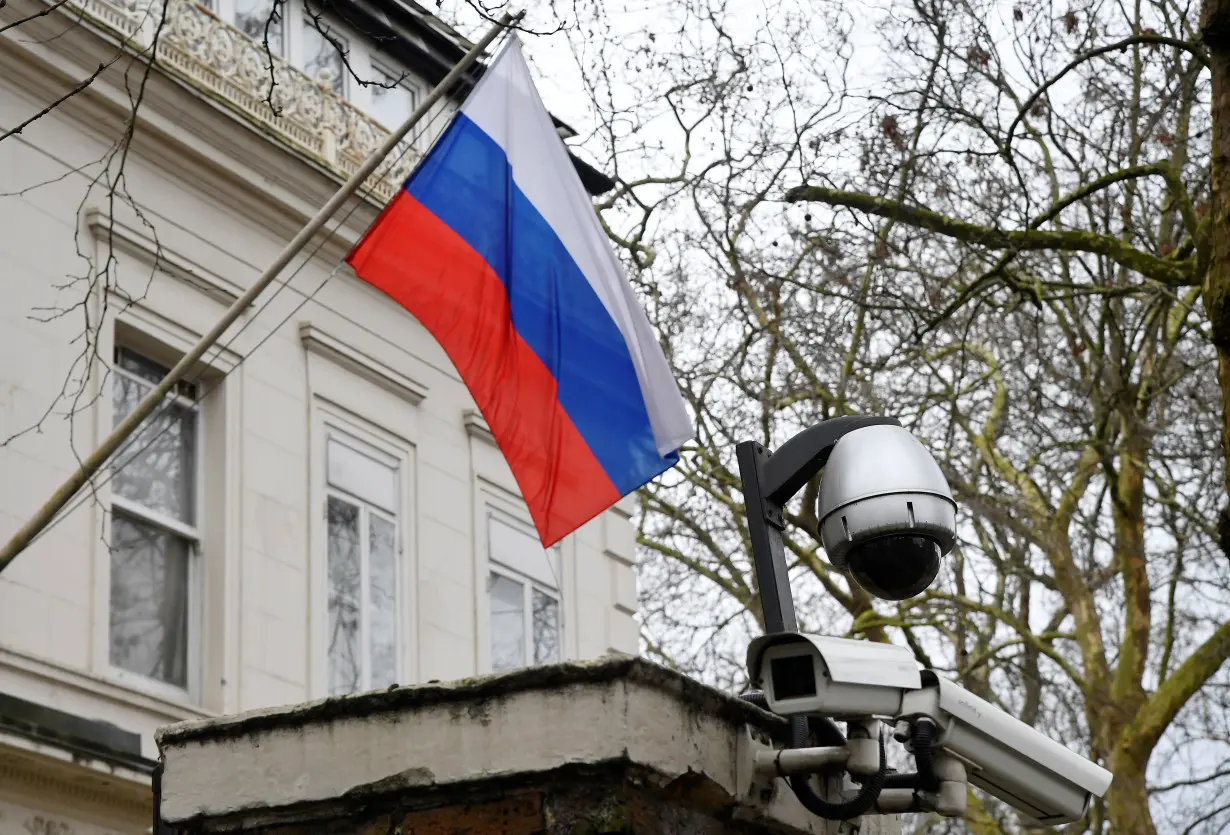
[741,633,1114,826]
[897,672,1113,825]
[816,424,957,600]
[746,633,921,719]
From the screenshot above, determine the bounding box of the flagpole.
[0,9,523,575]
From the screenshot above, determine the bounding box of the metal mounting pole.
[737,416,901,635]
[737,441,798,634]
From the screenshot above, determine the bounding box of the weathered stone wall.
[177,765,836,835]
[157,658,895,835]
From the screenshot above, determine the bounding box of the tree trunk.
[1104,749,1157,835]
[1201,0,1230,556]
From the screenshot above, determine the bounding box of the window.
[204,0,425,128]
[369,64,417,131]
[487,515,561,672]
[108,348,200,691]
[301,14,346,94]
[233,0,284,55]
[325,429,400,696]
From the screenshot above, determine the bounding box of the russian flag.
[346,37,694,548]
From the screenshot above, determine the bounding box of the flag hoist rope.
[0,9,524,574]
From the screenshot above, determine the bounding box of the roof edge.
[321,0,616,195]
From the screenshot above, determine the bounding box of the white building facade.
[0,0,640,831]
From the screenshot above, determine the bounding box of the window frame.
[367,60,420,131]
[306,386,417,701]
[205,0,287,57]
[227,0,287,57]
[487,565,562,673]
[483,506,563,673]
[322,424,403,696]
[204,0,436,139]
[105,347,206,704]
[298,9,349,97]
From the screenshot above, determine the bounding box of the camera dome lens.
[847,534,941,600]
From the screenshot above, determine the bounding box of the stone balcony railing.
[72,0,417,203]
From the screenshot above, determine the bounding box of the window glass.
[532,589,560,665]
[368,513,398,688]
[324,430,401,695]
[108,348,199,690]
[489,573,525,672]
[112,374,196,524]
[116,347,195,398]
[109,513,191,687]
[234,0,284,55]
[302,17,345,94]
[370,65,415,130]
[326,496,362,696]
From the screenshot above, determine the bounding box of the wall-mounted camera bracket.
[736,416,900,634]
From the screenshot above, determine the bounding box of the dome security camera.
[816,424,957,600]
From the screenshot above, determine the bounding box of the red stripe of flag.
[346,190,622,545]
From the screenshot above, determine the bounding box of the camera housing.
[746,633,921,719]
[816,424,958,600]
[737,419,1111,827]
[743,636,1114,826]
[898,672,1113,825]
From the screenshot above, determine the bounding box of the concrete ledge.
[157,656,895,834]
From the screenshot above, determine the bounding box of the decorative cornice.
[2,0,612,310]
[0,739,151,819]
[462,409,496,447]
[85,209,245,307]
[299,322,428,406]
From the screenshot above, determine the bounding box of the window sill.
[0,643,216,725]
[105,666,202,709]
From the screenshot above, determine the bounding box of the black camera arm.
[736,416,900,634]
[737,416,902,821]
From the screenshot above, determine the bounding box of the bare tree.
[560,0,1230,832]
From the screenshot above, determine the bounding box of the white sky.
[425,0,1225,812]
[430,0,1099,187]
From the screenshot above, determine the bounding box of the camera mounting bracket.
[736,416,900,634]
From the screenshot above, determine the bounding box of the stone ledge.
[157,656,787,748]
[157,656,895,835]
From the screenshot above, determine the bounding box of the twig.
[0,61,110,143]
[1005,34,1209,153]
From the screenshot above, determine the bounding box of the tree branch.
[1124,619,1230,763]
[0,61,110,143]
[1006,35,1209,152]
[784,184,1196,286]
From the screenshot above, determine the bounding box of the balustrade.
[69,0,417,202]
